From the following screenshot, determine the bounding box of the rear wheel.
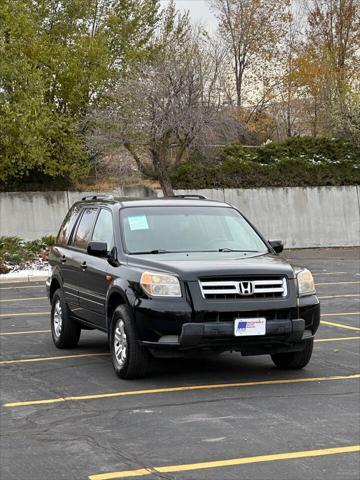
[111,305,150,379]
[51,290,81,349]
[271,339,313,369]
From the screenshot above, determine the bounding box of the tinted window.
[57,205,82,246]
[73,208,98,249]
[92,209,113,249]
[120,206,267,254]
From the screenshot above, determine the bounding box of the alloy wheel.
[53,300,63,338]
[114,319,127,367]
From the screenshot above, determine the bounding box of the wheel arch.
[49,277,61,302]
[106,288,129,334]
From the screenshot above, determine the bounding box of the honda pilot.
[47,195,320,378]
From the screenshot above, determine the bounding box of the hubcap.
[114,320,127,367]
[53,300,63,338]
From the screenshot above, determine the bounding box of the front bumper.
[179,318,306,346]
[135,288,320,355]
[141,317,312,353]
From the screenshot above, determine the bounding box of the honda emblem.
[239,281,254,296]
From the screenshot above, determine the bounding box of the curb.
[0,274,48,284]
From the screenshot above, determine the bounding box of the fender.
[105,277,136,335]
[47,268,64,302]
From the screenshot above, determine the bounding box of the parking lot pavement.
[0,248,359,480]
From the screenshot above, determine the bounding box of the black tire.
[110,305,150,379]
[271,339,314,369]
[51,289,81,349]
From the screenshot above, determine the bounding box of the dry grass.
[72,175,160,192]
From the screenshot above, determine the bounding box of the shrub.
[0,237,29,264]
[0,235,56,272]
[171,137,360,189]
[256,136,359,164]
[41,235,56,247]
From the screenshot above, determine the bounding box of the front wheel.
[271,339,313,369]
[110,305,150,379]
[51,289,81,349]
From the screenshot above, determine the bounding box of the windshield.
[120,206,268,254]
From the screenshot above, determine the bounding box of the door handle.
[81,262,87,270]
[60,255,66,263]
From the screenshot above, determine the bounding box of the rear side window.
[57,205,82,246]
[92,209,113,250]
[72,208,98,249]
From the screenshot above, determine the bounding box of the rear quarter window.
[57,205,82,246]
[72,208,99,249]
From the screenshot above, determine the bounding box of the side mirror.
[108,246,120,267]
[269,239,284,254]
[87,241,108,258]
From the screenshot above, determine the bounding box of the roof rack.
[171,194,207,199]
[81,194,114,201]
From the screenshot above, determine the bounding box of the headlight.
[140,271,181,297]
[297,268,316,296]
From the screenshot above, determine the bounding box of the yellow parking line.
[321,321,360,331]
[88,445,360,479]
[0,297,47,303]
[315,336,360,342]
[316,281,360,286]
[4,373,359,408]
[0,285,44,290]
[3,311,359,319]
[0,329,51,336]
[313,272,348,275]
[0,330,356,342]
[318,294,359,299]
[0,352,110,365]
[0,311,48,317]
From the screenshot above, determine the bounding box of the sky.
[160,0,305,32]
[160,0,218,31]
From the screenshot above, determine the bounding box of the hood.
[127,251,295,281]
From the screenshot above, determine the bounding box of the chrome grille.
[199,277,288,299]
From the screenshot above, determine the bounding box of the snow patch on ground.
[0,266,50,281]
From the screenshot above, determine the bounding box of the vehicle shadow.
[60,334,312,383]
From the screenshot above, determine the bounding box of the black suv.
[47,195,320,378]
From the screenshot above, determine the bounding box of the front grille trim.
[199,277,288,299]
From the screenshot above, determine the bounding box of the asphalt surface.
[0,248,359,480]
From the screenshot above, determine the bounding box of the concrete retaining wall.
[174,187,360,248]
[0,187,153,241]
[1,186,359,248]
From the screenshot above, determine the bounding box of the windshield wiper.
[129,249,186,255]
[130,248,260,254]
[218,248,259,252]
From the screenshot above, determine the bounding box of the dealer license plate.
[234,318,266,336]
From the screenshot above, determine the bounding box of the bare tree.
[210,0,291,108]
[270,4,307,139]
[88,14,224,195]
[306,0,360,98]
[288,0,359,136]
[332,92,360,146]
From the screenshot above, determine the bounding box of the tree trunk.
[286,84,292,137]
[236,73,242,108]
[158,169,174,196]
[150,149,174,196]
[287,103,292,137]
[313,99,318,137]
